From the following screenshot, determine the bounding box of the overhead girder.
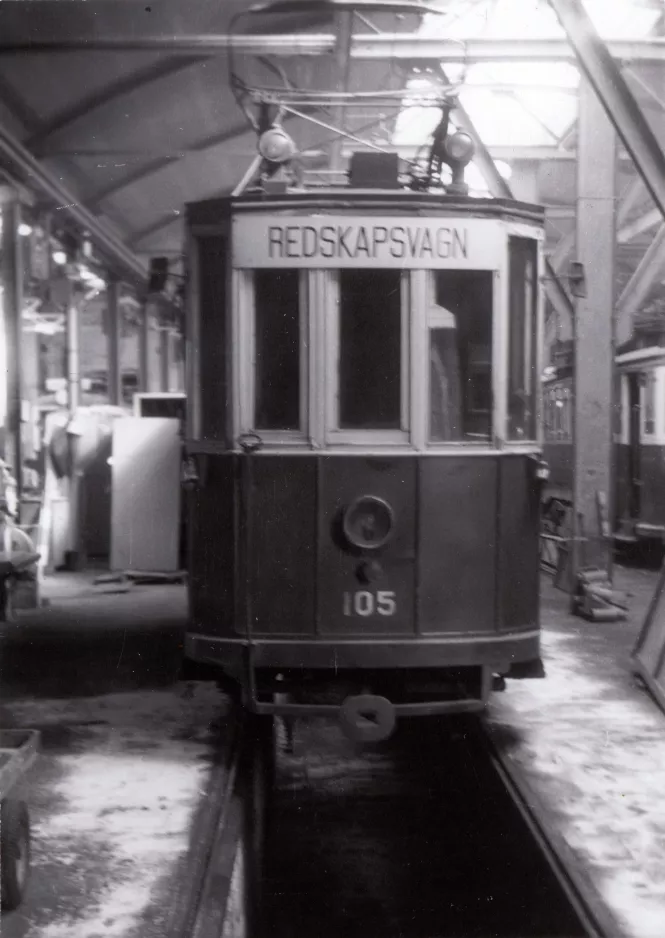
[23,10,330,155]
[548,0,665,229]
[384,144,635,162]
[438,65,575,329]
[550,175,651,270]
[86,119,253,209]
[0,122,145,283]
[0,34,663,62]
[27,56,206,155]
[618,207,661,243]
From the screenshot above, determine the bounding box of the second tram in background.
[543,333,665,547]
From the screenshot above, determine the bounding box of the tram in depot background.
[181,167,548,741]
[543,332,665,548]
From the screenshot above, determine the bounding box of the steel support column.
[573,78,616,577]
[0,190,23,503]
[106,280,122,406]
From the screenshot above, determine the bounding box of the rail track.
[178,709,621,938]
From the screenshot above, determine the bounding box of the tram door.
[627,373,642,519]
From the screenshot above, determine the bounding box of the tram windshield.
[254,269,301,431]
[339,269,402,430]
[429,271,493,442]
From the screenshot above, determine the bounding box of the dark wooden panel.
[418,457,497,634]
[639,445,665,527]
[317,456,416,635]
[497,455,539,631]
[198,236,228,442]
[615,443,630,523]
[246,456,316,636]
[188,454,236,635]
[542,441,573,497]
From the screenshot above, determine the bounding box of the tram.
[181,0,546,742]
[543,334,665,545]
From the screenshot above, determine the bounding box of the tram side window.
[508,237,538,441]
[644,370,656,436]
[339,269,402,429]
[430,270,493,441]
[254,269,301,431]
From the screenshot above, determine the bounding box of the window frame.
[641,367,659,441]
[425,268,497,448]
[236,267,310,443]
[324,268,411,445]
[227,218,543,453]
[506,235,539,444]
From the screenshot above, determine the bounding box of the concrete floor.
[0,573,227,938]
[2,565,664,937]
[1,573,188,700]
[488,564,665,938]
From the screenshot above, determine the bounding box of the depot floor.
[1,564,664,938]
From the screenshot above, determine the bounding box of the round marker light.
[258,127,297,164]
[343,496,394,551]
[443,131,475,165]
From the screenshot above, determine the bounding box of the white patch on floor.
[488,628,665,938]
[6,684,227,938]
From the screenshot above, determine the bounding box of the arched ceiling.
[0,0,663,303]
[0,0,425,277]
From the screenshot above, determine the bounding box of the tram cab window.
[508,237,538,440]
[429,270,493,442]
[254,269,301,431]
[339,269,402,429]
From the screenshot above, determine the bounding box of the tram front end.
[182,185,545,742]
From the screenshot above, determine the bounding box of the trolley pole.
[571,77,616,584]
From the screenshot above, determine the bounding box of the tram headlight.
[258,127,297,164]
[443,131,475,166]
[343,496,394,551]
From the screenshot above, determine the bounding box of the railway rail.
[176,708,623,938]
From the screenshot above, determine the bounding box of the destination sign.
[232,215,506,269]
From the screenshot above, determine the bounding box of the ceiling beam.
[27,56,205,154]
[0,122,145,283]
[438,65,574,328]
[23,13,326,155]
[86,120,253,209]
[617,224,665,328]
[349,144,634,161]
[617,176,647,227]
[127,212,182,249]
[0,34,663,63]
[548,0,665,229]
[617,207,661,243]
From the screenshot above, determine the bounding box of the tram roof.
[186,190,545,228]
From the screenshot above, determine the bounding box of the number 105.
[343,590,397,617]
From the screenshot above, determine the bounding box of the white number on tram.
[343,590,397,617]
